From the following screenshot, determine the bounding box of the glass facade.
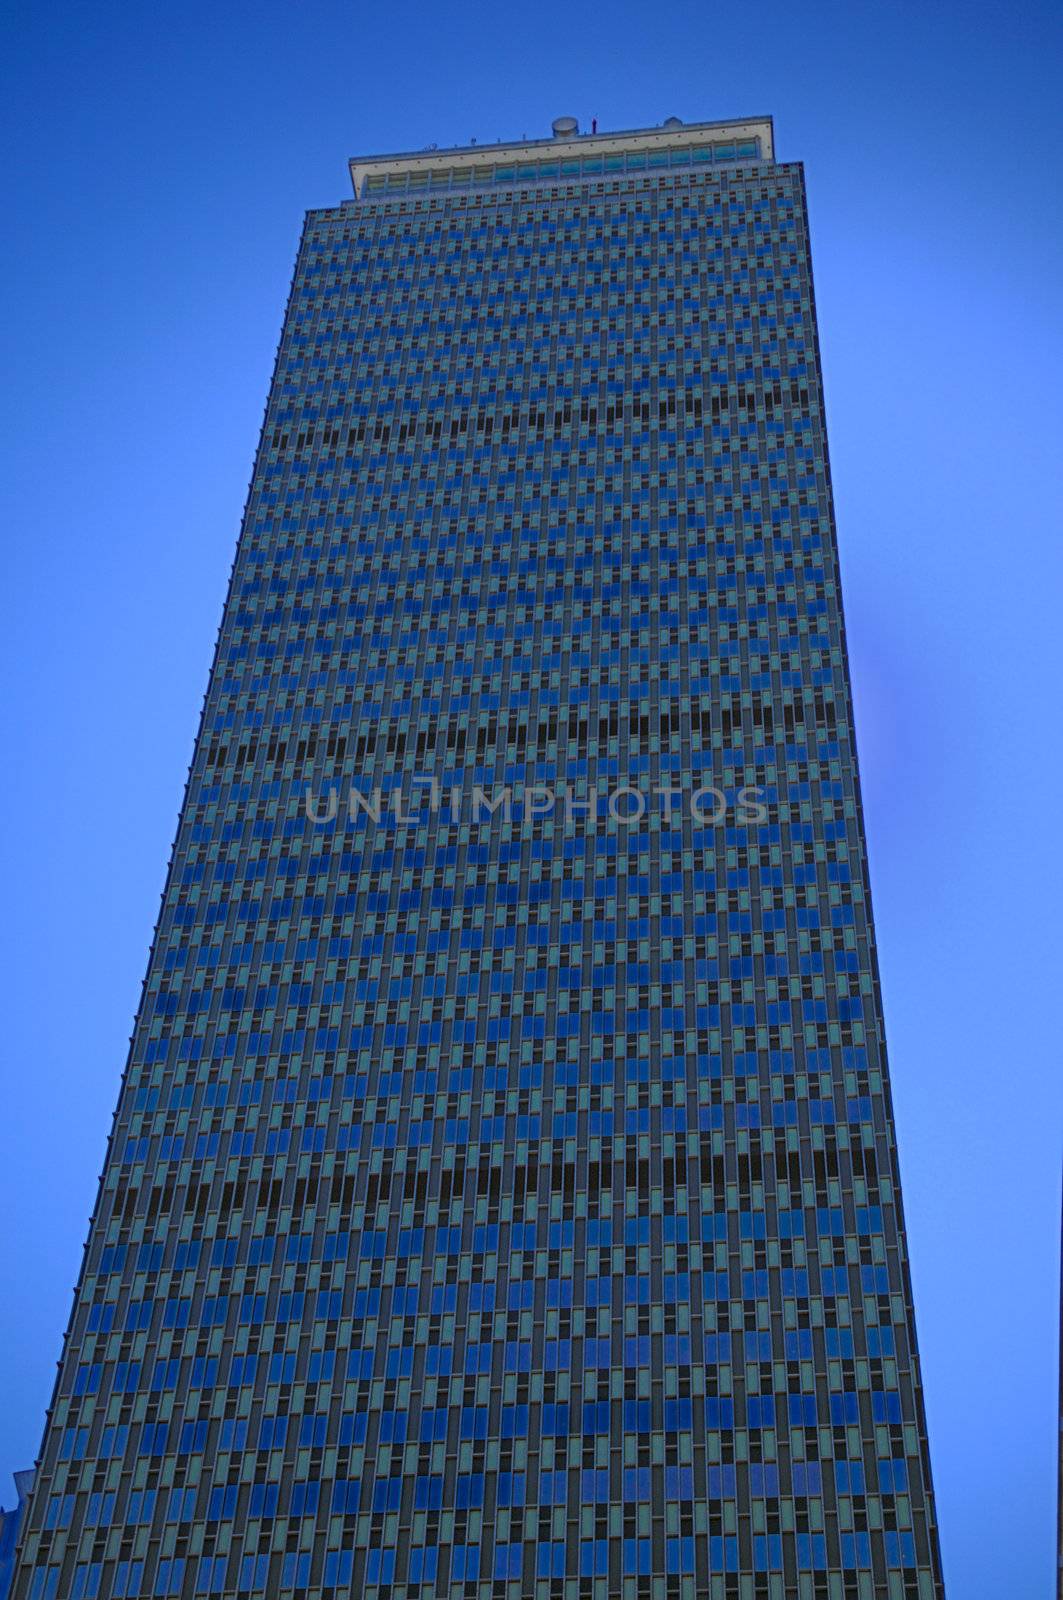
[360,137,763,196]
[13,118,944,1599]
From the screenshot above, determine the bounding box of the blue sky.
[2,1,1061,1593]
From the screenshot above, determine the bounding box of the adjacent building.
[13,113,944,1597]
[0,1473,34,1599]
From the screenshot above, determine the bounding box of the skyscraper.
[13,113,945,1598]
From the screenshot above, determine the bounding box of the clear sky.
[2,1,1060,1593]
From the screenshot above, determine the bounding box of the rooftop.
[348,114,774,199]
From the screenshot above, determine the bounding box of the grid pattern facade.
[14,127,944,1600]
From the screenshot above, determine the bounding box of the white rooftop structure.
[349,114,775,199]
